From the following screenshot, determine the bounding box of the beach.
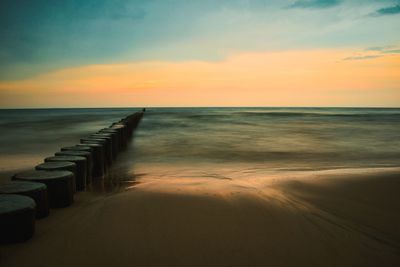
[0,108,399,266]
[1,167,399,266]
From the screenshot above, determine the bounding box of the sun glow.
[1,50,399,107]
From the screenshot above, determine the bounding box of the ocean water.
[1,107,400,185]
[0,108,140,175]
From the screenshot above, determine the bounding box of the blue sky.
[0,0,399,80]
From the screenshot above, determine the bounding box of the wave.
[231,111,400,118]
[144,109,400,121]
[1,107,399,173]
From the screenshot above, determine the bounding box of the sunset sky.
[0,0,399,107]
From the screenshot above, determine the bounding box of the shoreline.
[1,167,399,266]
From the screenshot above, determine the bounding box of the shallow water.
[1,107,400,185]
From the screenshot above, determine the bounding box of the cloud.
[372,4,400,16]
[382,49,400,54]
[346,45,400,60]
[0,0,398,81]
[343,55,383,61]
[365,46,392,51]
[365,46,400,54]
[288,0,341,9]
[73,1,147,21]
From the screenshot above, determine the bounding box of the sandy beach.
[1,167,399,267]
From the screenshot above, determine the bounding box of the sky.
[0,0,399,107]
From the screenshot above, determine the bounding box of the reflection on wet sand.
[130,164,400,258]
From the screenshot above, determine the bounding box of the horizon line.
[1,106,400,110]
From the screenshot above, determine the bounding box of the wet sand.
[1,168,399,267]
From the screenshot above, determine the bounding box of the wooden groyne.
[0,110,144,243]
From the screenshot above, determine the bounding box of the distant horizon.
[1,105,400,110]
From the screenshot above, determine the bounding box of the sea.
[1,107,399,187]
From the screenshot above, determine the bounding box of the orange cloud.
[0,50,399,107]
